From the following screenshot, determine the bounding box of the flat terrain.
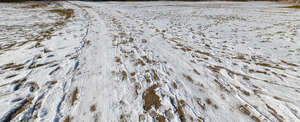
[0,1,300,122]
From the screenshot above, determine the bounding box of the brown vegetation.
[144,84,161,111]
[90,104,97,112]
[177,100,187,122]
[64,115,72,122]
[71,88,79,106]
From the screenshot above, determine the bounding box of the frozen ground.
[0,1,300,122]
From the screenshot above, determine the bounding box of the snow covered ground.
[1,1,300,122]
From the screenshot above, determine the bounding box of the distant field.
[0,1,300,122]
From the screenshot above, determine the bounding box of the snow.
[0,1,300,122]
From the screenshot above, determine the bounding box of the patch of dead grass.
[281,60,298,67]
[71,87,79,106]
[195,50,211,56]
[64,115,72,122]
[49,9,74,20]
[143,84,161,111]
[90,104,96,112]
[266,104,284,122]
[177,100,187,122]
[152,69,160,81]
[282,5,300,9]
[4,97,34,122]
[156,114,166,122]
[183,74,194,83]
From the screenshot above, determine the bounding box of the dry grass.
[120,114,130,122]
[234,55,246,60]
[145,74,152,83]
[64,115,72,122]
[90,104,96,112]
[156,114,166,122]
[1,63,25,71]
[214,79,230,93]
[71,88,79,106]
[130,72,136,76]
[180,47,192,52]
[5,97,34,122]
[135,83,141,95]
[207,65,222,73]
[27,82,40,92]
[193,69,201,75]
[177,100,187,122]
[115,57,122,63]
[143,84,161,111]
[255,63,272,67]
[29,61,53,69]
[152,69,160,81]
[173,82,178,89]
[266,104,284,122]
[195,50,211,56]
[0,42,17,51]
[249,69,268,75]
[183,74,194,83]
[235,85,251,96]
[239,104,251,115]
[251,115,261,122]
[239,104,261,122]
[281,60,298,66]
[142,39,147,43]
[205,98,212,105]
[121,71,127,81]
[129,37,134,42]
[282,5,300,9]
[196,99,206,110]
[135,59,146,66]
[24,2,51,8]
[5,74,18,79]
[12,78,27,84]
[49,9,74,20]
[49,80,58,85]
[142,56,152,64]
